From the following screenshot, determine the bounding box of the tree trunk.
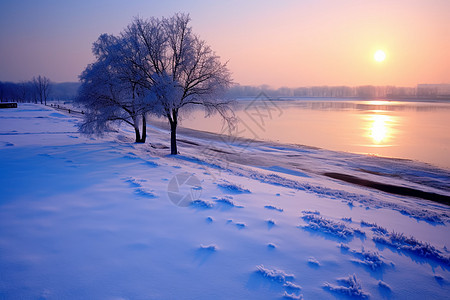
[170,120,177,154]
[169,109,178,155]
[134,114,147,143]
[134,126,142,143]
[141,113,147,143]
[167,109,178,155]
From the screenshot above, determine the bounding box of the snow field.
[0,104,449,299]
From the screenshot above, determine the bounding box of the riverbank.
[1,104,449,299]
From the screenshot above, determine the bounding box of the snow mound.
[324,274,369,299]
[373,231,450,266]
[348,248,389,270]
[308,257,320,267]
[235,222,246,229]
[398,208,446,224]
[134,188,156,198]
[378,280,391,291]
[255,265,294,283]
[301,213,365,239]
[283,281,302,291]
[338,243,350,251]
[282,291,303,299]
[189,199,214,209]
[226,219,246,229]
[175,155,224,170]
[360,220,388,235]
[242,169,449,224]
[267,243,276,249]
[217,181,251,194]
[301,210,320,215]
[199,244,217,252]
[264,205,283,212]
[143,160,158,168]
[266,219,276,229]
[124,177,144,187]
[215,197,243,208]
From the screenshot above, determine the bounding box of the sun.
[374,50,386,62]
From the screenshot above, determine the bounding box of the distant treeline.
[2,81,449,102]
[227,84,450,99]
[0,81,80,103]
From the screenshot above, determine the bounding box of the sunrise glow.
[374,50,386,62]
[1,2,450,299]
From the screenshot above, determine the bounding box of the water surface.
[179,98,450,169]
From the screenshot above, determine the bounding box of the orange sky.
[195,1,450,88]
[1,0,449,87]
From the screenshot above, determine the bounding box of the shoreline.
[148,121,450,204]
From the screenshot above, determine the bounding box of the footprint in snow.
[134,188,156,198]
[198,244,217,252]
[143,160,158,168]
[264,205,283,212]
[215,197,244,209]
[235,223,246,229]
[267,243,276,250]
[227,219,246,229]
[308,257,320,268]
[189,199,214,209]
[266,219,276,230]
[124,177,143,188]
[194,244,217,265]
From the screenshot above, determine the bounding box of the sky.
[0,0,449,88]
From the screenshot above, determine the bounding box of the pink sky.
[1,0,449,87]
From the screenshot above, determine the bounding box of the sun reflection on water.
[368,114,392,145]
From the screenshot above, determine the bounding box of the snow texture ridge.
[255,265,294,283]
[373,231,450,266]
[217,181,251,194]
[301,212,365,239]
[324,274,370,298]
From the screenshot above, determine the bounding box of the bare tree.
[18,81,33,103]
[33,75,51,105]
[131,14,234,154]
[77,34,150,143]
[76,13,233,151]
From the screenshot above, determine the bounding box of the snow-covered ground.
[0,104,449,299]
